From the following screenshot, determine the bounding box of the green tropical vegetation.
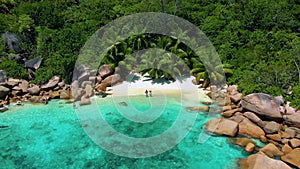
[0,0,299,106]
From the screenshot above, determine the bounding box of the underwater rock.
[0,125,8,128]
[118,102,128,106]
[186,106,209,112]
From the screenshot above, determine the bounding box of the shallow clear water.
[0,95,248,169]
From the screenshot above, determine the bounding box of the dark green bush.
[0,58,27,79]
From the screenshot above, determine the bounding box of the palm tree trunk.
[161,0,165,13]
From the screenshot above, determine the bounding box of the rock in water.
[186,106,209,112]
[241,93,283,121]
[205,118,238,137]
[228,137,255,147]
[118,102,128,106]
[239,153,291,169]
[245,142,255,153]
[80,96,90,105]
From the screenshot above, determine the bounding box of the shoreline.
[1,70,300,168]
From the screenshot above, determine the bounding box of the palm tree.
[191,57,233,87]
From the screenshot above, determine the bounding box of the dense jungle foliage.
[0,0,300,107]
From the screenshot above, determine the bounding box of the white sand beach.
[111,73,212,103]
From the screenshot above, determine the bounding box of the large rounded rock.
[49,91,60,99]
[84,84,93,97]
[289,138,300,148]
[285,102,296,115]
[205,118,238,137]
[41,76,60,90]
[19,80,29,93]
[221,108,241,117]
[259,143,284,158]
[230,93,243,103]
[243,111,265,127]
[241,93,283,121]
[263,121,280,134]
[27,85,40,95]
[6,78,20,87]
[281,148,300,168]
[282,144,293,154]
[59,89,70,99]
[227,85,238,95]
[80,96,90,105]
[282,128,296,139]
[245,142,256,153]
[229,113,246,123]
[266,134,282,142]
[101,74,121,87]
[0,86,10,99]
[238,118,265,139]
[283,113,300,128]
[239,153,291,169]
[98,64,113,78]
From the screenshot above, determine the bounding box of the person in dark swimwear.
[145,90,149,97]
[149,90,152,97]
[73,103,76,109]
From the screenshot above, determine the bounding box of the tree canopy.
[0,0,299,107]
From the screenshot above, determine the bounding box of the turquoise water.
[0,95,247,169]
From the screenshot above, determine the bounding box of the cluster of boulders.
[70,64,121,105]
[0,64,122,109]
[0,76,71,107]
[202,85,300,169]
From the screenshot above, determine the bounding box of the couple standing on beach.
[145,90,152,97]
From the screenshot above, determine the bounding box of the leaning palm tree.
[191,57,233,87]
[136,48,188,80]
